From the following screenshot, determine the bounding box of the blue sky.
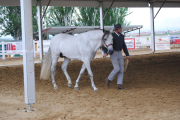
[126,8,180,33]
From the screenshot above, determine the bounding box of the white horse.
[40,29,114,91]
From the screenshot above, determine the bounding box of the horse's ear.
[103,29,105,33]
[110,28,114,33]
[100,29,105,33]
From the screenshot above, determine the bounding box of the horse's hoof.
[54,86,59,89]
[74,87,79,90]
[94,88,98,91]
[68,83,72,88]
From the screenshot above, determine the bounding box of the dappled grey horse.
[40,29,114,91]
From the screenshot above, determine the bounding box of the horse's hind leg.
[61,58,72,88]
[51,55,59,89]
[74,63,86,90]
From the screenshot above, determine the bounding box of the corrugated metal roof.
[37,26,143,35]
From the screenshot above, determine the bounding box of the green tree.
[0,6,21,40]
[103,7,131,26]
[43,6,75,28]
[0,6,38,40]
[76,7,132,26]
[42,6,131,28]
[75,7,99,26]
[32,6,38,34]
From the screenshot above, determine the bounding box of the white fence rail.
[0,40,50,60]
[0,41,24,59]
[34,40,50,56]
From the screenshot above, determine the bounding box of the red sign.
[125,38,135,50]
[174,39,180,44]
[7,44,16,50]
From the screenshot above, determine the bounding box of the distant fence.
[1,35,180,60]
[125,38,135,50]
[170,35,180,48]
[126,35,171,50]
[0,41,50,60]
[0,41,23,59]
[34,40,50,57]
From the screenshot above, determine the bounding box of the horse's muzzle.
[108,49,114,55]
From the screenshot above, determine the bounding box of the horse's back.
[51,33,73,41]
[50,33,74,46]
[49,30,103,59]
[50,33,80,58]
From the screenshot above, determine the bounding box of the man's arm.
[122,36,130,59]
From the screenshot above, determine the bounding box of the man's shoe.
[105,78,111,87]
[117,84,125,90]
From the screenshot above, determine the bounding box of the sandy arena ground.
[0,49,180,120]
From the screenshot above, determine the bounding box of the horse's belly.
[63,55,80,60]
[61,48,81,60]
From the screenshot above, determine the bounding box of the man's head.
[114,24,122,34]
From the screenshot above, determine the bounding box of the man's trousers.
[108,51,124,85]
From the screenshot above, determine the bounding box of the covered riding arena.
[0,49,180,119]
[0,0,180,119]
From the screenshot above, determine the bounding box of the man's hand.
[126,56,130,60]
[103,53,108,58]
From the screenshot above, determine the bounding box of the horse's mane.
[102,30,110,40]
[79,29,102,35]
[77,29,110,38]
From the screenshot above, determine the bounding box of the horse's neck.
[89,31,103,52]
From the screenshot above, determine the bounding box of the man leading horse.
[102,24,130,90]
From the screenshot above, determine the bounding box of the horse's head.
[102,29,114,55]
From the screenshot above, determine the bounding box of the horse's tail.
[40,48,52,80]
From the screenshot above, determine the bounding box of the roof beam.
[62,28,77,33]
[154,0,166,19]
[149,0,157,3]
[41,0,51,20]
[103,0,115,20]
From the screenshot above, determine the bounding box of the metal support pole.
[99,1,104,30]
[150,2,155,53]
[139,28,140,36]
[2,41,5,60]
[41,0,51,21]
[37,0,43,62]
[20,0,36,105]
[46,31,48,40]
[154,0,166,19]
[33,41,36,57]
[103,0,115,20]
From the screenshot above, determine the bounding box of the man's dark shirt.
[102,32,129,56]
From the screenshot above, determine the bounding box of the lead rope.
[124,59,129,72]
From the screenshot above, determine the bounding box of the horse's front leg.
[51,57,59,89]
[61,58,72,88]
[84,60,98,91]
[74,63,86,90]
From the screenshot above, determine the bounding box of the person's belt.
[114,50,121,52]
